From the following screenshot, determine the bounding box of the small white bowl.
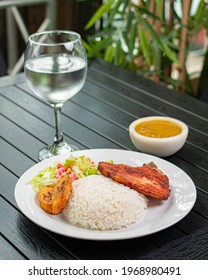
[129,116,189,157]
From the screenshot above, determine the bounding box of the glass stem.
[53,104,64,145]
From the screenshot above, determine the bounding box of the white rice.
[63,175,148,230]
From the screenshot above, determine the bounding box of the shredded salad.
[29,155,99,193]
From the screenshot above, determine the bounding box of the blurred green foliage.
[83,0,208,96]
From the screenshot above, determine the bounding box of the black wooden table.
[1,59,208,260]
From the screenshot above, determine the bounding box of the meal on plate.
[29,155,170,230]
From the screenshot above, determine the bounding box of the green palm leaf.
[85,0,114,30]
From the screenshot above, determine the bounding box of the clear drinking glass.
[24,30,87,161]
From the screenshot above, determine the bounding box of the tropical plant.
[84,0,208,96]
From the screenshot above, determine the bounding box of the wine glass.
[24,30,87,161]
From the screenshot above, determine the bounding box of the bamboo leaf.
[115,39,122,65]
[104,45,115,62]
[193,0,205,20]
[82,40,92,52]
[141,18,162,46]
[127,11,135,32]
[142,18,180,66]
[138,28,151,66]
[88,26,116,40]
[85,0,114,30]
[107,0,123,27]
[87,37,113,57]
[152,41,161,70]
[123,0,129,10]
[162,44,181,66]
[136,6,160,21]
[129,22,137,58]
[155,0,163,20]
[122,30,130,52]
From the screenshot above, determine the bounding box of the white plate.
[15,149,197,241]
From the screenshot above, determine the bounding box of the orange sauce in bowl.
[135,119,182,138]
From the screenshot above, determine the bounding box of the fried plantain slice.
[37,186,54,214]
[52,174,73,214]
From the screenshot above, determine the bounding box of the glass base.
[38,141,79,161]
